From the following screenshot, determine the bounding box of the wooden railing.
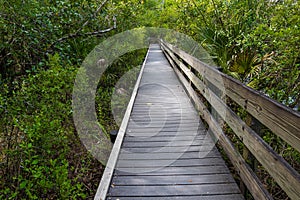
[161,40,300,200]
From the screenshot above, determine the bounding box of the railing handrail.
[160,40,300,200]
[161,40,300,151]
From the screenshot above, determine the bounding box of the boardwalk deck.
[103,44,244,199]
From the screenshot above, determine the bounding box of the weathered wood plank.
[112,174,234,185]
[129,116,200,120]
[133,104,194,107]
[127,127,204,133]
[115,165,230,176]
[133,102,192,106]
[130,116,199,120]
[161,41,300,153]
[121,145,219,153]
[162,44,272,200]
[130,111,199,116]
[132,108,197,112]
[107,194,244,200]
[118,151,220,160]
[103,44,243,200]
[123,135,205,142]
[199,85,300,199]
[116,157,225,168]
[162,43,300,199]
[108,184,241,196]
[127,121,202,127]
[127,122,201,129]
[121,140,215,148]
[125,131,203,137]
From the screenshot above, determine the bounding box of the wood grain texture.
[162,42,300,199]
[104,44,243,200]
[161,41,300,153]
[162,43,272,200]
[107,194,244,200]
[111,174,235,185]
[108,184,241,196]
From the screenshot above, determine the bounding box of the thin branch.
[82,26,115,37]
[75,0,109,34]
[49,16,116,49]
[58,26,114,43]
[49,0,114,50]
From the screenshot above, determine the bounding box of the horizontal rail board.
[162,43,273,200]
[161,41,300,153]
[162,41,300,199]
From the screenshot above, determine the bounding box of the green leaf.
[20,181,27,189]
[32,160,38,165]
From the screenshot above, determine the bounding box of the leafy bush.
[0,0,114,79]
[0,54,88,199]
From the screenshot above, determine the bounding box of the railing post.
[241,114,262,196]
[250,116,262,172]
[240,114,251,196]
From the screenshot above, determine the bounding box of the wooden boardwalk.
[100,44,244,199]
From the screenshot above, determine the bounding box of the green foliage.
[169,0,299,109]
[0,0,113,79]
[248,0,300,107]
[1,0,299,199]
[0,54,88,199]
[96,49,147,132]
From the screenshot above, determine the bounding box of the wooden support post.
[240,146,249,196]
[240,114,252,196]
[241,114,262,197]
[250,117,262,172]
